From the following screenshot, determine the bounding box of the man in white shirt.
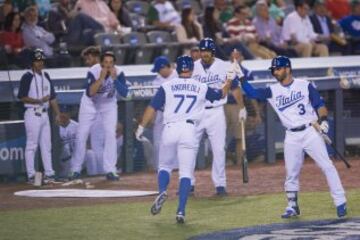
[281,0,329,57]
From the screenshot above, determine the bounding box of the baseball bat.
[240,120,249,183]
[311,122,351,168]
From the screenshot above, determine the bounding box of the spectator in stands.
[74,0,121,33]
[251,0,286,25]
[22,6,71,67]
[310,0,349,55]
[108,0,133,29]
[47,0,103,46]
[338,0,360,53]
[215,0,233,23]
[176,5,203,54]
[0,0,13,30]
[325,0,350,20]
[253,0,298,57]
[13,0,34,13]
[35,0,51,20]
[281,0,329,57]
[0,12,32,67]
[226,5,276,59]
[22,6,55,57]
[147,0,181,31]
[203,5,256,60]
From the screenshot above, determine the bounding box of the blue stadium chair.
[125,1,150,16]
[146,30,180,62]
[122,32,153,64]
[94,33,121,47]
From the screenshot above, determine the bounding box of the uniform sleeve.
[150,87,165,111]
[308,83,325,109]
[205,87,223,102]
[114,72,128,97]
[45,72,56,100]
[17,72,32,99]
[85,71,96,97]
[241,79,272,101]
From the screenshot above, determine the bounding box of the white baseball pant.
[24,109,55,178]
[284,126,346,206]
[195,106,227,188]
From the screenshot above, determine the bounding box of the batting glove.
[233,61,244,79]
[135,125,145,141]
[318,117,329,134]
[239,107,247,121]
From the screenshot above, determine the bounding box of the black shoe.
[215,186,228,196]
[106,172,120,181]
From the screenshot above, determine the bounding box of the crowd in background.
[0,0,360,69]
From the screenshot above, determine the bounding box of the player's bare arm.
[136,106,156,141]
[20,96,43,104]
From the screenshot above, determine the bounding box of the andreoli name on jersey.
[171,83,200,93]
[276,90,305,111]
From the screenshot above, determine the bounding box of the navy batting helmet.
[176,55,194,74]
[269,56,291,72]
[199,38,216,54]
[31,48,46,62]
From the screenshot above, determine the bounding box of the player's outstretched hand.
[135,125,145,141]
[239,107,247,121]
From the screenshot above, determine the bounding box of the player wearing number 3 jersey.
[135,56,232,224]
[241,56,347,219]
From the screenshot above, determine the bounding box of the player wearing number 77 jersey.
[135,56,232,224]
[241,55,347,219]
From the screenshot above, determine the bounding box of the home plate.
[14,189,158,198]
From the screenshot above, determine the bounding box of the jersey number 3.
[297,103,306,115]
[174,94,197,113]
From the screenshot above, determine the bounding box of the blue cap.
[151,56,170,73]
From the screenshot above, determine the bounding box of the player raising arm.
[240,56,347,219]
[135,56,232,224]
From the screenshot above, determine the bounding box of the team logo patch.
[190,218,360,240]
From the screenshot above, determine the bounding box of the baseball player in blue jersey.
[69,51,128,181]
[17,48,61,184]
[151,56,178,170]
[135,56,232,224]
[192,38,247,196]
[241,56,347,218]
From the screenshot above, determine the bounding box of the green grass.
[0,190,359,240]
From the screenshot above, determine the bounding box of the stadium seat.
[94,33,121,47]
[125,1,150,16]
[146,30,179,62]
[176,0,203,15]
[122,32,153,64]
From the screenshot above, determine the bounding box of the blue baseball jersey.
[150,77,224,124]
[192,58,238,108]
[242,78,325,129]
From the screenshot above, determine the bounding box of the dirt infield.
[0,158,359,212]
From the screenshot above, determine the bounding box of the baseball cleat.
[215,186,228,197]
[68,172,81,181]
[176,212,185,224]
[337,203,347,218]
[150,191,168,215]
[281,206,300,219]
[106,172,120,181]
[43,175,56,184]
